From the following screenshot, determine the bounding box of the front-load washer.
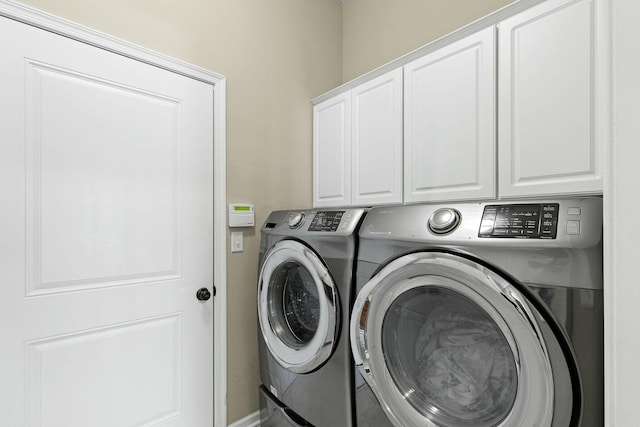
[350,198,603,427]
[258,208,366,427]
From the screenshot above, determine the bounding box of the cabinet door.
[498,0,607,197]
[352,69,403,206]
[313,92,351,208]
[404,26,496,203]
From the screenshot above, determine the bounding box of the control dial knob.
[428,208,461,234]
[288,212,305,229]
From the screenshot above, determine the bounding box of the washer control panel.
[479,203,559,239]
[308,211,345,232]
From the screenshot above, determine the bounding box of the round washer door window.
[351,251,557,427]
[258,240,339,373]
[382,286,517,427]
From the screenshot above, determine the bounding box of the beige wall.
[16,0,342,423]
[341,0,514,82]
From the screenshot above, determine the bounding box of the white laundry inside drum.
[382,287,518,427]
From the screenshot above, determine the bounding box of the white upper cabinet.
[313,69,402,208]
[313,0,608,207]
[351,68,403,206]
[404,26,496,203]
[498,0,607,198]
[313,92,351,208]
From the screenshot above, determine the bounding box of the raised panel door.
[313,92,351,208]
[498,0,607,197]
[404,26,496,203]
[0,16,213,427]
[351,68,403,206]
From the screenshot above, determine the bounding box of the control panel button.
[567,220,581,235]
[568,207,582,215]
[540,228,554,236]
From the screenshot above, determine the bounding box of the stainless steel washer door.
[351,251,563,427]
[258,240,339,374]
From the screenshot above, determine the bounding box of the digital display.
[308,211,344,232]
[479,204,559,239]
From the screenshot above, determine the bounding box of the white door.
[351,68,403,207]
[0,15,214,427]
[404,26,496,203]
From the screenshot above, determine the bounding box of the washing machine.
[350,198,603,427]
[258,208,367,427]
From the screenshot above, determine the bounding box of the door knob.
[196,287,212,301]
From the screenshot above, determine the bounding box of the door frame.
[0,1,228,425]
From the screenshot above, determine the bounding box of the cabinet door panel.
[352,69,403,206]
[313,93,351,207]
[404,26,496,203]
[498,0,606,197]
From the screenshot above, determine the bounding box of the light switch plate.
[231,231,243,253]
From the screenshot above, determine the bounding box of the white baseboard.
[227,410,260,427]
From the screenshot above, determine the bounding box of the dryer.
[258,208,366,427]
[350,198,603,427]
